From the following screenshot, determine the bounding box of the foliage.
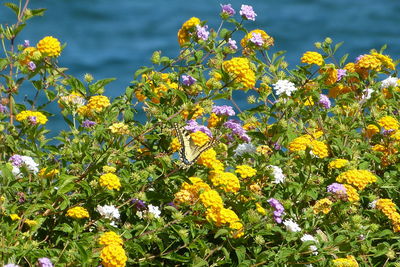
[1,1,400,266]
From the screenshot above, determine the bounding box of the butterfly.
[173,123,215,167]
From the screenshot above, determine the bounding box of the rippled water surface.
[1,0,399,131]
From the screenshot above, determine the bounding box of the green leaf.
[30,8,46,17]
[235,246,246,264]
[89,78,116,94]
[214,228,229,239]
[134,67,154,79]
[162,253,190,262]
[0,58,9,70]
[333,41,344,54]
[219,28,231,39]
[194,50,204,63]
[4,3,19,16]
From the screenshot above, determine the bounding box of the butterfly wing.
[174,123,215,166]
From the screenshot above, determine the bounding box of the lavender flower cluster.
[223,119,251,142]
[185,120,213,137]
[268,198,285,223]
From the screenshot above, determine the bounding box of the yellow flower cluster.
[25,219,38,227]
[16,110,48,125]
[336,170,377,190]
[100,244,128,267]
[355,54,381,71]
[371,52,395,70]
[87,95,111,112]
[222,57,256,90]
[313,198,333,214]
[37,36,61,57]
[174,177,211,205]
[310,140,329,158]
[328,159,349,169]
[190,131,210,147]
[10,214,21,221]
[209,171,240,193]
[199,189,224,209]
[208,113,221,128]
[240,29,274,49]
[255,202,267,215]
[99,173,121,191]
[170,137,182,152]
[98,231,124,246]
[206,207,244,238]
[377,115,399,130]
[288,133,328,158]
[301,51,324,66]
[66,207,89,219]
[376,199,400,232]
[182,104,205,120]
[343,184,359,202]
[78,95,111,116]
[197,148,224,171]
[235,165,257,179]
[332,255,359,267]
[109,122,130,135]
[38,167,59,178]
[177,17,201,46]
[364,124,380,138]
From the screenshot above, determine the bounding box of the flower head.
[98,231,123,246]
[268,198,285,223]
[250,32,264,46]
[301,51,324,66]
[82,119,96,128]
[100,244,127,267]
[240,4,257,21]
[37,257,53,267]
[337,69,347,81]
[212,105,235,116]
[273,80,297,96]
[37,36,61,57]
[97,204,120,220]
[182,74,197,86]
[319,94,331,109]
[66,207,89,219]
[228,38,238,50]
[268,165,286,184]
[99,173,121,191]
[196,25,209,41]
[283,219,302,232]
[220,4,235,16]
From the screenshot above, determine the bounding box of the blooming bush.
[1,1,400,266]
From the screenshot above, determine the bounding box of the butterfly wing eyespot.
[173,123,215,166]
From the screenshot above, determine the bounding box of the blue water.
[1,0,399,132]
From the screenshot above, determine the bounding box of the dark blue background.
[1,0,399,131]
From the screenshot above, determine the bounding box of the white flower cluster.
[381,76,398,89]
[97,204,120,220]
[268,165,285,184]
[301,234,318,255]
[273,79,297,96]
[234,143,256,156]
[283,219,302,232]
[137,204,161,219]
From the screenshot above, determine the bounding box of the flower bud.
[324,37,332,44]
[151,51,161,64]
[84,73,94,83]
